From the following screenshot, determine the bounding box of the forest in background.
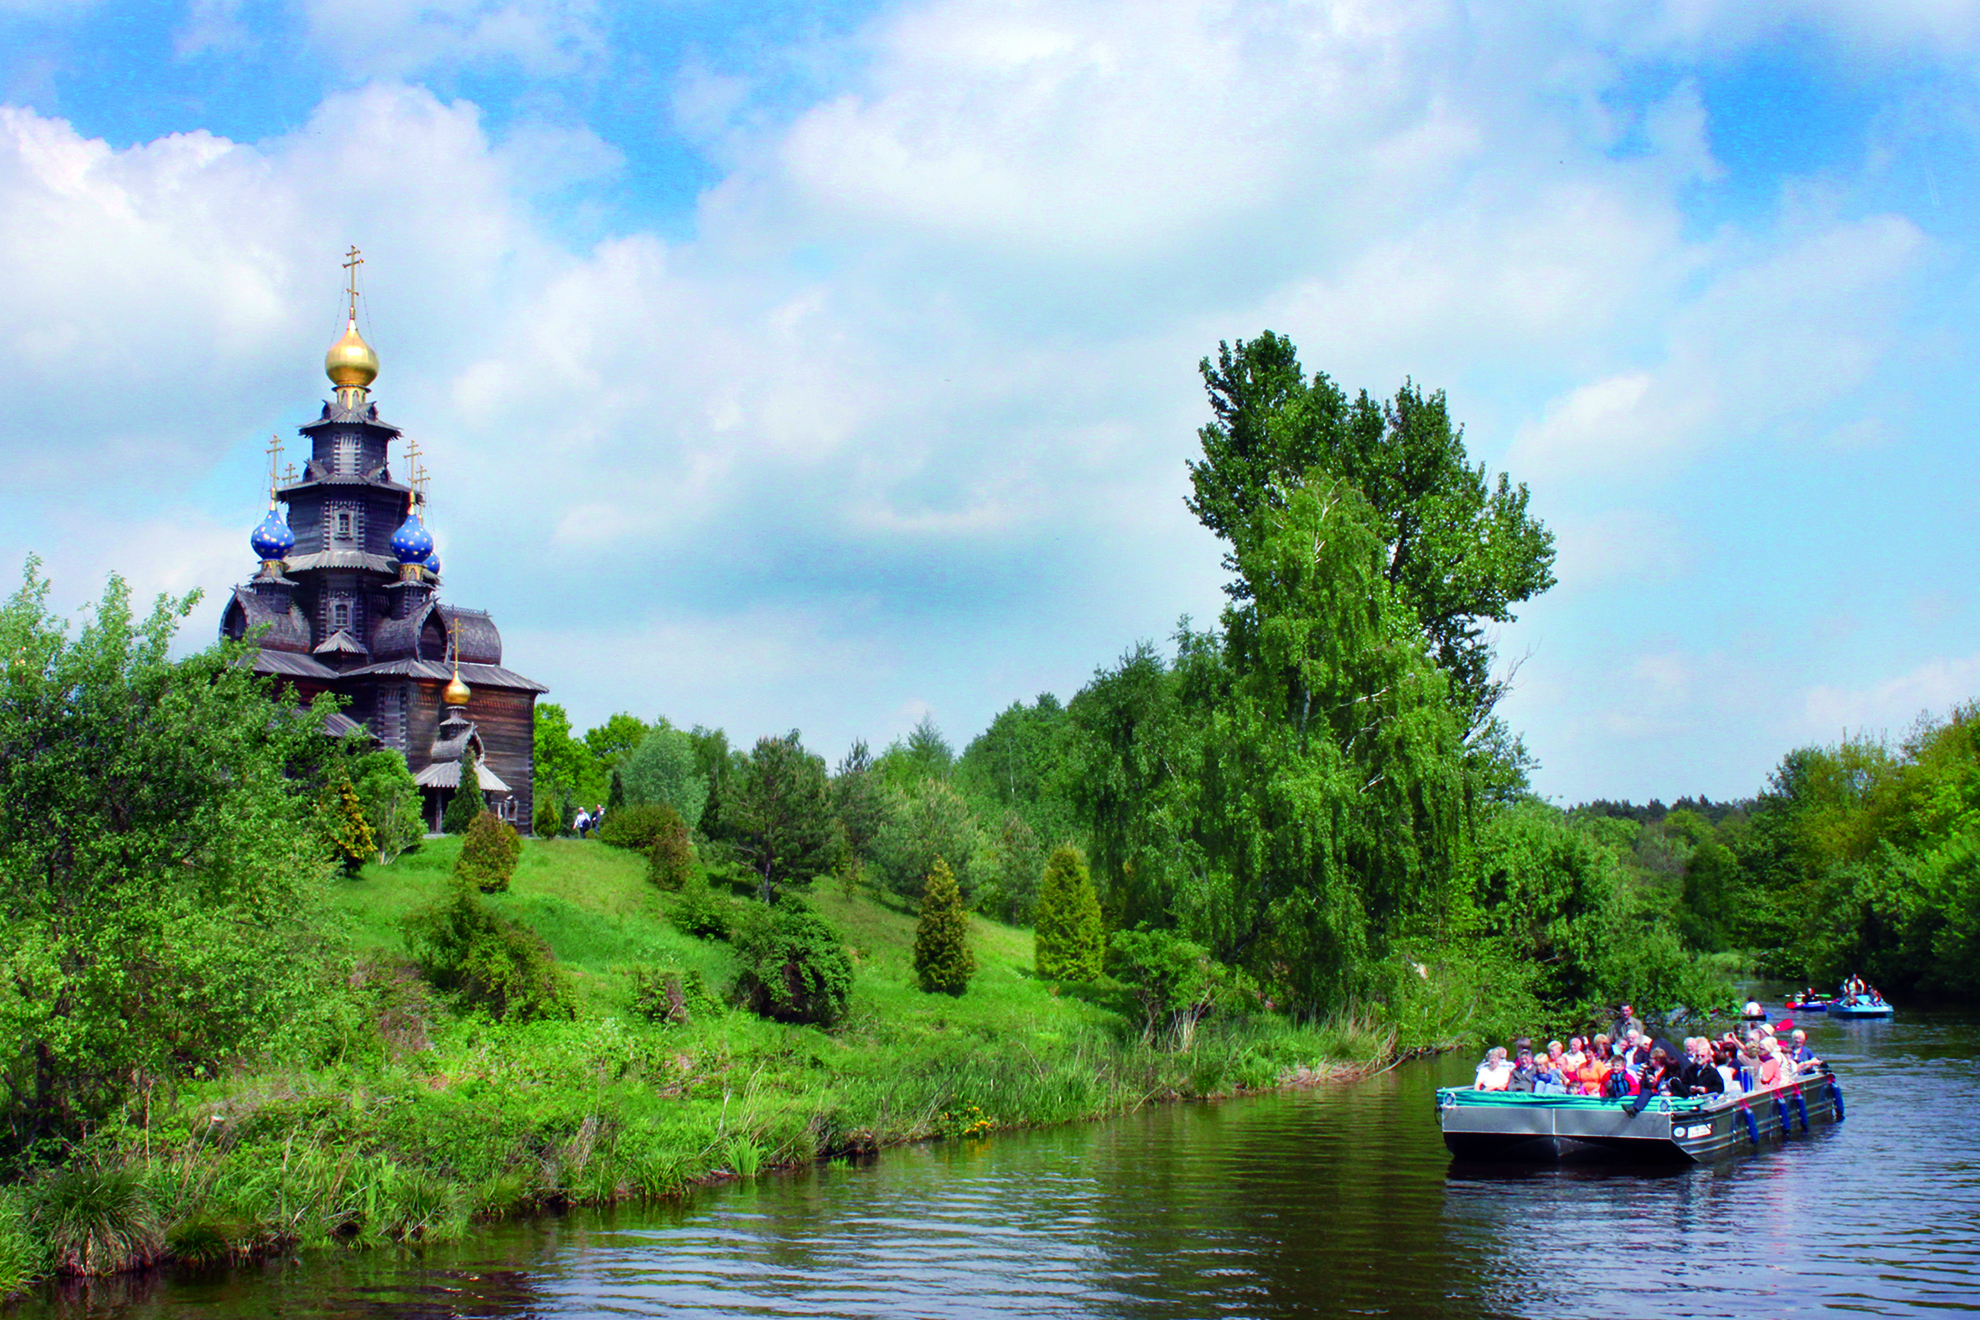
[1560,708,1980,1003]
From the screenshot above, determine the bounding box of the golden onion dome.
[325,318,379,388]
[443,672,472,706]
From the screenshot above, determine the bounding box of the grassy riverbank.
[0,838,1402,1292]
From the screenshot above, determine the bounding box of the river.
[27,1005,1980,1318]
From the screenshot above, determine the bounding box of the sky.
[2,0,1977,805]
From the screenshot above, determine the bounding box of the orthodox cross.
[342,245,364,320]
[264,434,284,502]
[403,435,429,508]
[448,616,463,672]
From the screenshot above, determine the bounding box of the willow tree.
[1193,480,1470,1011]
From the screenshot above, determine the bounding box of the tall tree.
[1185,333,1556,726]
[0,562,337,1151]
[728,732,838,903]
[620,725,709,829]
[582,712,651,774]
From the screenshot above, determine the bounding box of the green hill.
[0,838,1390,1288]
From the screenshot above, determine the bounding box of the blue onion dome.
[422,550,442,576]
[390,505,434,563]
[250,505,295,560]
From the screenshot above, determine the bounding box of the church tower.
[221,250,547,832]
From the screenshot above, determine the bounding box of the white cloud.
[1509,214,1926,482]
[1804,654,1980,737]
[1,0,1970,777]
[299,0,606,80]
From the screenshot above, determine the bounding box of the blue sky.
[3,0,1977,804]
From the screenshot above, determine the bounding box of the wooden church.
[220,252,546,832]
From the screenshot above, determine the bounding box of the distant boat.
[1829,994,1894,1020]
[1438,1070,1845,1163]
[1787,994,1832,1013]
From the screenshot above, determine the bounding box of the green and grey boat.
[1437,1070,1845,1163]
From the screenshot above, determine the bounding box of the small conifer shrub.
[913,856,975,995]
[456,810,522,893]
[644,806,695,891]
[321,767,375,871]
[531,790,560,839]
[442,749,485,833]
[1034,844,1104,982]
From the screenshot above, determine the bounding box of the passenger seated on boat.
[1755,1039,1784,1087]
[1531,1058,1568,1095]
[1620,1029,1649,1070]
[1713,1041,1744,1096]
[1562,1036,1587,1074]
[1789,1029,1823,1073]
[1545,1039,1565,1072]
[1574,1037,1613,1096]
[1643,1047,1680,1096]
[1681,1039,1726,1096]
[1506,1040,1537,1093]
[1473,1046,1513,1090]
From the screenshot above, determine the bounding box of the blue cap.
[250,506,295,561]
[390,507,435,563]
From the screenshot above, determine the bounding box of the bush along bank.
[0,836,1415,1295]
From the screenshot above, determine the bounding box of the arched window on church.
[334,510,354,543]
[331,600,351,632]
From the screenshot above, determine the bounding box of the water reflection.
[25,1010,1980,1319]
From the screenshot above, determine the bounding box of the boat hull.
[1439,1072,1843,1165]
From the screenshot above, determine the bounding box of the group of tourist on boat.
[1787,975,1892,1014]
[1471,1003,1827,1101]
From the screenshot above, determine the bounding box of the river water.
[29,1007,1980,1319]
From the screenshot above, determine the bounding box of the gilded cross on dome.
[342,245,364,320]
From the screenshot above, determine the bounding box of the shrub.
[31,1164,159,1276]
[913,857,975,995]
[645,807,696,891]
[531,790,561,839]
[456,810,522,893]
[731,898,855,1025]
[1109,927,1233,1049]
[320,765,374,871]
[353,747,424,862]
[670,873,735,940]
[1035,844,1104,981]
[598,801,680,853]
[630,965,716,1024]
[405,880,574,1021]
[442,749,485,834]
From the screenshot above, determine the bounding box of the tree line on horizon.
[1558,708,1980,1003]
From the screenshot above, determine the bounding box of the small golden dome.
[325,318,379,389]
[443,672,471,706]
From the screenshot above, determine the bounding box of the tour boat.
[1827,994,1894,1020]
[1437,1070,1845,1163]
